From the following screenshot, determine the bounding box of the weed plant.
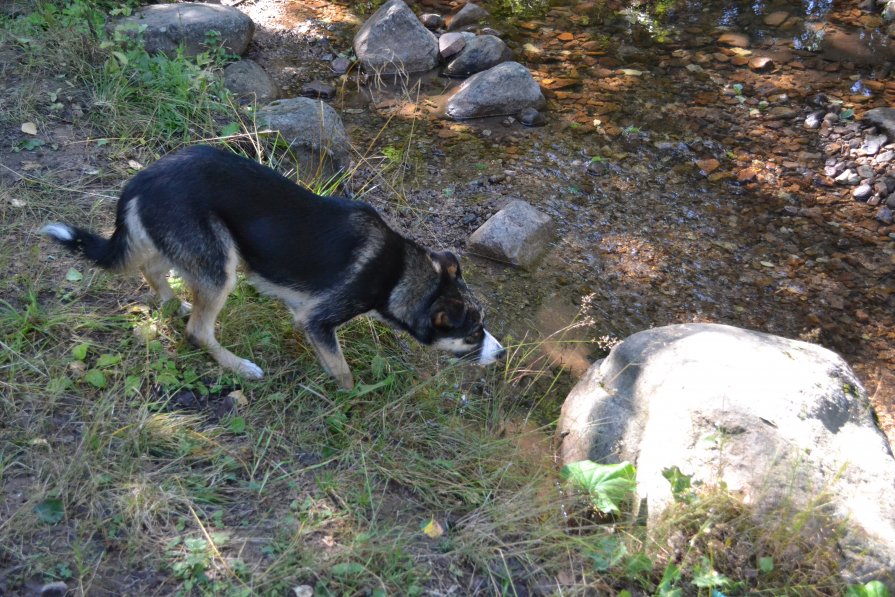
[0,2,873,595]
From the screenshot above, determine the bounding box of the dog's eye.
[465,328,484,344]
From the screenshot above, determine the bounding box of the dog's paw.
[236,359,264,379]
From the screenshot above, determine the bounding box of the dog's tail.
[40,222,129,270]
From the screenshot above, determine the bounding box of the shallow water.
[243,0,895,442]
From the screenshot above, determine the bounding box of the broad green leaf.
[662,465,693,500]
[96,353,122,368]
[758,556,774,573]
[65,268,83,282]
[71,342,89,361]
[846,581,892,597]
[561,460,636,514]
[83,369,107,388]
[35,498,64,524]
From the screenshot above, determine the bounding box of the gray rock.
[420,13,442,30]
[446,61,545,120]
[857,164,874,179]
[111,2,254,57]
[860,134,887,156]
[518,107,546,127]
[40,582,69,597]
[876,206,894,224]
[257,97,351,180]
[804,111,823,129]
[863,107,895,138]
[353,0,438,75]
[886,192,895,208]
[468,200,553,269]
[331,56,351,74]
[223,59,278,104]
[884,0,895,21]
[876,149,894,165]
[448,2,489,31]
[557,323,895,585]
[853,183,873,200]
[439,31,473,59]
[835,168,860,185]
[301,80,336,100]
[444,35,512,77]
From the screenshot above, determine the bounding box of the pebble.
[805,112,823,129]
[717,32,750,48]
[876,150,893,164]
[330,57,350,74]
[518,107,546,127]
[301,81,335,99]
[876,206,894,224]
[853,183,873,200]
[836,169,861,185]
[749,56,774,72]
[860,135,887,156]
[887,192,895,208]
[420,13,442,30]
[763,11,790,27]
[40,582,69,597]
[857,164,874,178]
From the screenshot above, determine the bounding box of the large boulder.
[223,59,278,104]
[257,98,351,181]
[467,200,553,269]
[112,2,254,57]
[557,323,895,584]
[353,0,438,75]
[444,35,513,78]
[445,61,545,120]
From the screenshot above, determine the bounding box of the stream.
[239,0,895,445]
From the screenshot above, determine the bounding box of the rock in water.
[112,2,254,57]
[257,97,351,180]
[439,31,473,60]
[223,59,278,104]
[446,61,545,120]
[353,0,438,75]
[467,200,553,269]
[443,35,513,77]
[448,2,489,31]
[863,107,895,138]
[557,323,895,585]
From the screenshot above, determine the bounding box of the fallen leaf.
[21,122,37,135]
[422,518,444,539]
[128,159,143,170]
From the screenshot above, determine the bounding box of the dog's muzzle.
[477,330,506,365]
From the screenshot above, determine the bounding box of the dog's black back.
[42,145,504,387]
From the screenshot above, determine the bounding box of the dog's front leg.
[305,325,354,390]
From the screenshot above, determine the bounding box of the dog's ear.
[431,251,461,279]
[432,299,467,329]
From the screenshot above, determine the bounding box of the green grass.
[0,1,871,595]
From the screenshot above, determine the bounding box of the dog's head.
[427,251,505,365]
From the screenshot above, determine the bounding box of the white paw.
[236,359,264,379]
[177,301,192,317]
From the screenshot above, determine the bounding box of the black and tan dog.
[41,145,504,388]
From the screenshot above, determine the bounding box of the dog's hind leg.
[184,249,263,380]
[141,257,191,316]
[305,324,353,390]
